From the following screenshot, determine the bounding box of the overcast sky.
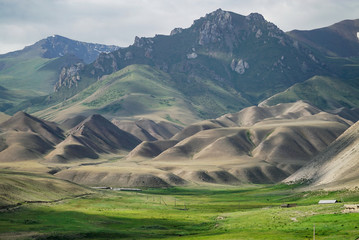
[0,0,358,54]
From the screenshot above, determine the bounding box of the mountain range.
[0,9,359,189]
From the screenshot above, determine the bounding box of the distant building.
[318,200,338,204]
[112,188,142,192]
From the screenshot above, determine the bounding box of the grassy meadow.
[0,184,358,239]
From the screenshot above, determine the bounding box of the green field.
[0,184,358,239]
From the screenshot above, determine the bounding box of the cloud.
[0,0,358,54]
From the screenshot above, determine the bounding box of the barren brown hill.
[112,118,182,141]
[171,120,225,141]
[284,120,359,190]
[219,101,322,127]
[45,135,99,163]
[0,112,10,124]
[171,101,326,142]
[47,114,141,162]
[55,165,187,188]
[70,114,141,153]
[60,115,87,130]
[0,131,54,162]
[0,112,64,162]
[330,107,359,123]
[150,120,347,183]
[119,102,352,185]
[0,111,64,144]
[127,140,179,159]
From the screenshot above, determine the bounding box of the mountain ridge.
[288,19,359,57]
[38,9,326,120]
[1,35,120,64]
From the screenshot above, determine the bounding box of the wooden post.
[313,224,315,240]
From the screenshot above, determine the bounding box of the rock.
[231,59,249,74]
[198,9,233,46]
[170,28,183,35]
[125,51,133,60]
[256,29,263,38]
[187,52,198,59]
[54,63,84,92]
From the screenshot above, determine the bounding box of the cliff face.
[54,63,85,92]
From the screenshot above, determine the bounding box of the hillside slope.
[0,170,92,207]
[285,120,359,190]
[288,19,359,57]
[46,114,141,162]
[56,101,351,186]
[0,85,33,112]
[260,76,359,111]
[112,118,183,141]
[0,112,64,162]
[34,64,201,125]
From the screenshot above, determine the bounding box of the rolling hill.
[0,112,9,123]
[55,101,352,186]
[33,64,201,125]
[112,118,183,141]
[0,170,92,207]
[0,101,355,187]
[260,75,359,111]
[46,114,141,163]
[285,120,359,190]
[0,85,33,112]
[0,112,64,162]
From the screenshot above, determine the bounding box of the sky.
[0,0,358,54]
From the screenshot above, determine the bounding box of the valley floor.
[0,185,358,239]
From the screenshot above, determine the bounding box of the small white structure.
[318,200,338,204]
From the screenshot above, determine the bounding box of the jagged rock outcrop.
[231,58,249,74]
[197,9,234,45]
[54,62,85,91]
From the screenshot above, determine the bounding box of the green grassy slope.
[0,185,358,239]
[0,170,92,207]
[261,75,359,110]
[0,85,36,111]
[0,54,81,95]
[35,64,201,125]
[0,57,56,94]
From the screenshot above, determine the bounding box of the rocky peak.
[245,13,265,22]
[197,9,234,46]
[41,35,119,63]
[209,8,233,28]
